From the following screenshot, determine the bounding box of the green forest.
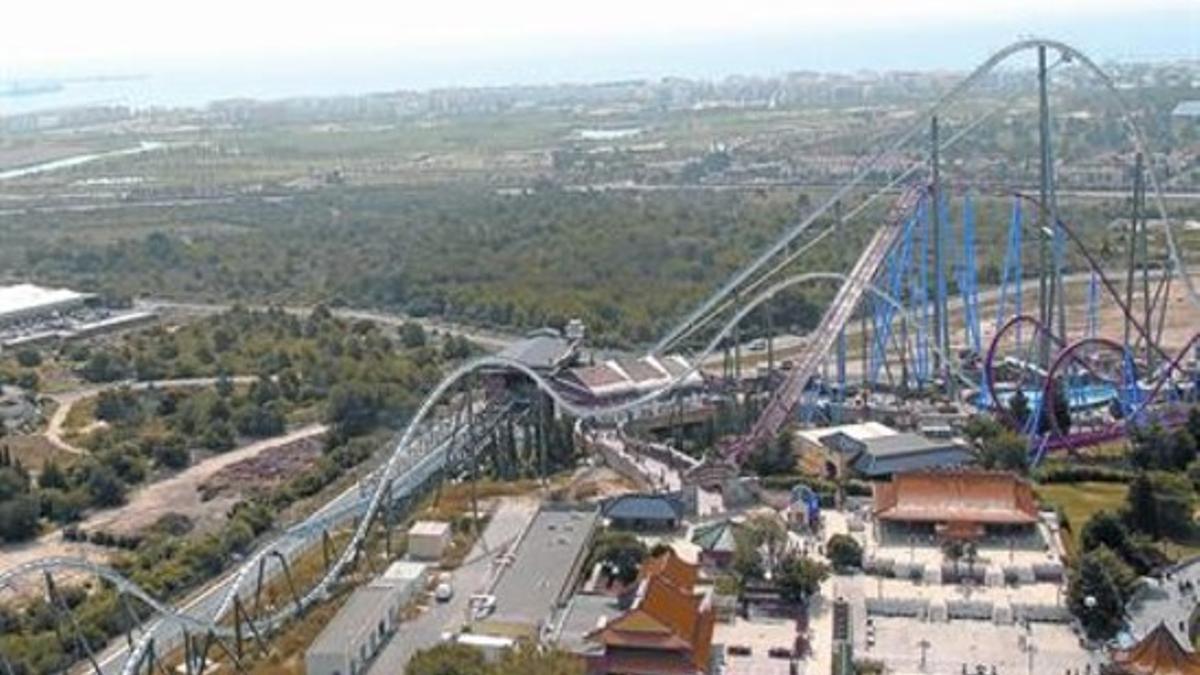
[3,183,1154,349]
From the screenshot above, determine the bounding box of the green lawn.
[1035,481,1129,557]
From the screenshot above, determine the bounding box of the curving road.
[43,376,258,456]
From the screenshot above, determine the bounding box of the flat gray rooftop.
[487,505,600,631]
[308,584,397,657]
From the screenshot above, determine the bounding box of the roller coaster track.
[2,38,1193,675]
[723,186,922,463]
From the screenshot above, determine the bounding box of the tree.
[79,352,129,383]
[942,539,964,576]
[1131,423,1173,470]
[775,554,829,605]
[733,534,764,582]
[1187,407,1200,446]
[1009,389,1031,428]
[746,431,797,476]
[152,441,190,470]
[825,534,863,571]
[1081,511,1132,561]
[407,642,490,675]
[1126,472,1159,537]
[1168,429,1198,471]
[977,430,1029,473]
[327,383,380,440]
[38,460,67,490]
[745,515,787,574]
[95,388,140,424]
[1068,546,1131,640]
[84,464,126,508]
[1126,471,1196,539]
[592,531,647,586]
[1037,383,1071,435]
[494,643,585,675]
[399,322,428,349]
[14,349,41,368]
[0,494,40,543]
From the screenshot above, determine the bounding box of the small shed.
[408,521,452,561]
[373,561,429,606]
[602,493,684,531]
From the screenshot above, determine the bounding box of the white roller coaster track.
[0,38,1188,674]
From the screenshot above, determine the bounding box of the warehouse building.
[306,561,428,675]
[306,585,406,675]
[477,504,600,639]
[799,421,973,479]
[0,283,93,327]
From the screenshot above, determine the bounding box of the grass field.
[1035,481,1129,557]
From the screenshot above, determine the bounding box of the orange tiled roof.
[638,549,699,590]
[1112,623,1200,675]
[589,551,713,673]
[873,470,1039,525]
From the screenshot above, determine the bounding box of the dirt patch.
[80,424,327,538]
[199,434,325,501]
[2,434,79,472]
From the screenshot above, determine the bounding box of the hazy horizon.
[1,1,1196,114]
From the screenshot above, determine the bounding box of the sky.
[0,0,1196,106]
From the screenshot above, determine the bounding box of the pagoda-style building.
[584,550,715,674]
[1111,623,1200,675]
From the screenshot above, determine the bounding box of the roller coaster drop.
[2,38,1197,674]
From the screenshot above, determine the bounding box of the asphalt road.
[367,498,538,672]
[137,299,519,353]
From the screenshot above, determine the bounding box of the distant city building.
[1171,100,1200,119]
[0,283,156,350]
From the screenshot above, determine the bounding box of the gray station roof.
[487,505,600,631]
[498,331,576,371]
